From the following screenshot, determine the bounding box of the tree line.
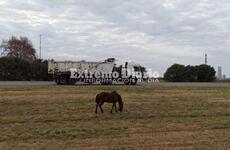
[164,64,216,82]
[0,36,51,81]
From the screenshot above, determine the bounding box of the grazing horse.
[95,91,123,114]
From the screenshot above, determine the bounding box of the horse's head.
[112,91,124,112]
[117,93,123,112]
[119,101,124,112]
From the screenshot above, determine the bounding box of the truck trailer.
[48,58,145,85]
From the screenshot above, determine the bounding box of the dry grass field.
[0,85,230,149]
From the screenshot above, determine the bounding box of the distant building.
[217,66,222,80]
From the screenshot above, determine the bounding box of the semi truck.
[48,58,145,85]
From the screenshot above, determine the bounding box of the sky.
[0,0,229,77]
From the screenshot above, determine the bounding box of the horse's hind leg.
[99,103,104,113]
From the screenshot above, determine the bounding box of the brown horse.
[95,91,123,114]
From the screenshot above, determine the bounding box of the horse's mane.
[112,91,122,103]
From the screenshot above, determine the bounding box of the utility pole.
[39,34,42,59]
[205,53,207,65]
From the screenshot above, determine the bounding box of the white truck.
[48,58,145,85]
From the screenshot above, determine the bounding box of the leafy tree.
[0,36,52,81]
[183,65,198,82]
[164,64,216,82]
[196,64,216,82]
[164,64,186,82]
[1,36,36,62]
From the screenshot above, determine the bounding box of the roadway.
[0,81,230,88]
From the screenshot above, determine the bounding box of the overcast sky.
[0,0,229,76]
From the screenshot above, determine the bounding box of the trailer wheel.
[55,76,68,85]
[123,80,130,85]
[130,77,138,85]
[55,79,61,85]
[68,79,77,85]
[107,80,112,85]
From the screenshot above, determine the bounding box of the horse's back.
[95,92,107,103]
[96,92,119,103]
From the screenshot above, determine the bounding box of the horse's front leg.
[111,103,115,114]
[114,102,118,112]
[99,103,104,113]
